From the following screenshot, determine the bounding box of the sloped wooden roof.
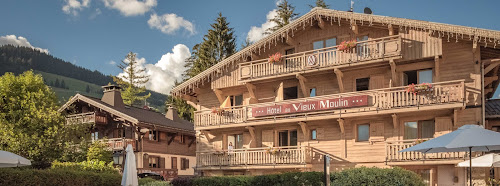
[171,7,500,97]
[59,94,194,133]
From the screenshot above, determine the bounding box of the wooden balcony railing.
[98,138,136,151]
[196,146,312,168]
[66,112,107,125]
[239,35,402,81]
[194,80,466,128]
[137,168,178,181]
[385,139,469,162]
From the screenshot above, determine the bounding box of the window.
[181,158,190,170]
[174,134,185,143]
[278,130,298,146]
[149,130,158,141]
[404,69,433,85]
[230,95,243,107]
[284,86,298,100]
[357,124,370,142]
[171,157,177,169]
[356,35,369,57]
[285,48,295,55]
[114,129,125,138]
[149,157,159,168]
[91,131,99,141]
[311,129,317,140]
[313,37,337,50]
[309,88,316,97]
[234,134,244,149]
[356,78,370,91]
[404,120,435,139]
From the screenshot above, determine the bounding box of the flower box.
[268,52,282,63]
[406,83,433,95]
[338,40,357,52]
[265,147,281,155]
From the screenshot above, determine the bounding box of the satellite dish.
[364,7,372,14]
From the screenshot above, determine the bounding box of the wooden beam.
[483,58,500,64]
[296,74,309,97]
[245,126,256,148]
[388,24,394,36]
[334,68,344,93]
[317,16,325,30]
[338,119,345,134]
[485,88,494,94]
[167,133,177,145]
[187,137,195,148]
[214,89,224,104]
[389,59,398,86]
[285,35,295,46]
[485,76,499,86]
[245,83,258,104]
[392,114,399,129]
[275,82,284,102]
[454,109,459,127]
[485,61,500,74]
[434,56,440,82]
[351,25,359,34]
[298,121,309,137]
[201,131,214,141]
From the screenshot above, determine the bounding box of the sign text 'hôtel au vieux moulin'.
[252,95,369,117]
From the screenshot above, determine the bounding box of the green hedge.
[51,160,118,173]
[0,168,121,186]
[171,167,424,186]
[139,178,172,186]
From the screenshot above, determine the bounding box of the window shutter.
[262,130,274,147]
[159,157,165,168]
[369,74,385,90]
[143,154,149,168]
[171,157,177,170]
[369,122,385,142]
[186,159,189,170]
[434,117,452,137]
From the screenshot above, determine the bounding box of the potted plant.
[268,52,282,63]
[211,107,225,115]
[265,147,281,155]
[405,83,433,95]
[338,40,357,52]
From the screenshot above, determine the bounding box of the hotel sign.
[252,95,368,117]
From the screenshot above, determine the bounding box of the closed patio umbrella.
[400,125,500,186]
[121,144,138,186]
[457,153,500,167]
[0,150,31,168]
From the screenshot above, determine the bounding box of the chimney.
[166,105,180,121]
[101,85,125,108]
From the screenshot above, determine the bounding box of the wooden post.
[296,74,309,98]
[334,68,344,93]
[389,59,398,86]
[434,56,440,82]
[324,155,330,186]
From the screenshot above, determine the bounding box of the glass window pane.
[313,41,324,50]
[235,134,244,149]
[290,130,297,146]
[357,35,368,42]
[404,122,418,139]
[421,120,435,138]
[357,124,370,141]
[310,88,316,97]
[418,70,433,84]
[279,131,288,146]
[311,129,317,140]
[234,95,243,106]
[325,38,337,47]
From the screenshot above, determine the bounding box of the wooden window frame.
[171,157,177,170]
[403,68,434,86]
[278,129,298,147]
[283,86,298,100]
[148,156,160,168]
[180,158,190,170]
[229,94,243,107]
[356,123,370,142]
[310,129,317,140]
[309,87,317,97]
[312,37,338,50]
[403,120,435,140]
[149,130,159,141]
[355,77,370,91]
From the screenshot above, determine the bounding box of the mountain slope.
[0,45,167,112]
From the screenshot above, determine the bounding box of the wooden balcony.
[195,80,466,130]
[98,138,136,151]
[196,146,312,170]
[239,35,402,82]
[137,168,178,181]
[385,139,476,165]
[66,112,107,125]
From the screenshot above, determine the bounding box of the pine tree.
[85,85,90,93]
[113,52,151,106]
[54,78,60,88]
[172,13,237,121]
[61,79,66,89]
[241,38,252,50]
[309,0,330,9]
[266,0,299,34]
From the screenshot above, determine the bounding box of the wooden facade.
[172,8,500,185]
[60,85,196,179]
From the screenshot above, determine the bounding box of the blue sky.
[1,0,500,94]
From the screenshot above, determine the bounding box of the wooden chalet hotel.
[59,85,196,180]
[171,7,500,185]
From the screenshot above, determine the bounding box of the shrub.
[0,167,121,186]
[171,176,194,186]
[253,172,323,186]
[192,176,252,186]
[139,178,172,186]
[330,167,425,186]
[87,140,113,162]
[51,160,118,173]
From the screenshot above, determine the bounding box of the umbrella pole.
[469,147,472,186]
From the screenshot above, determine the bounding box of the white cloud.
[89,8,102,19]
[246,9,278,43]
[147,13,195,35]
[62,0,91,16]
[108,60,116,65]
[102,0,157,16]
[117,44,190,94]
[0,35,49,54]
